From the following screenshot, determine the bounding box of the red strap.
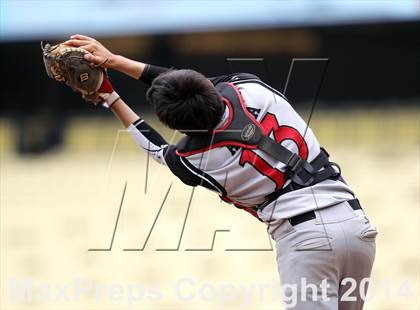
[98,74,114,93]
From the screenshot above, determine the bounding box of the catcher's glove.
[41,41,119,108]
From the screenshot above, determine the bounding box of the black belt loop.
[289,211,316,226]
[287,199,362,226]
[347,198,362,210]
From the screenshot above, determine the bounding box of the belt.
[288,198,362,226]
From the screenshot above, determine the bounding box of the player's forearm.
[110,56,169,85]
[110,98,140,128]
[109,55,146,80]
[110,98,169,165]
[109,55,170,84]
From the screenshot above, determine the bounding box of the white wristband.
[101,91,120,109]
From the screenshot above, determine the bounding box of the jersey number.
[238,113,308,190]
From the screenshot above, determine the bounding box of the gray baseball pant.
[271,200,377,309]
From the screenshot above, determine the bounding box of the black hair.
[146,69,224,133]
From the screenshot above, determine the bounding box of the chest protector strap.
[176,83,341,200]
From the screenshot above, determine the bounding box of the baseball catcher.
[43,35,377,309]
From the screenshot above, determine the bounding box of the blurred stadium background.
[1,1,419,309]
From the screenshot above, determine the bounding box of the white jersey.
[128,74,355,224]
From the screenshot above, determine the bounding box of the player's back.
[182,77,355,222]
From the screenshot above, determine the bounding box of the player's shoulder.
[209,73,260,85]
[210,72,286,98]
[210,72,289,112]
[233,77,289,106]
[229,73,261,82]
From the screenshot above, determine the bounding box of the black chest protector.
[176,82,341,206]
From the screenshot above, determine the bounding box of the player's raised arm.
[64,34,169,82]
[65,34,247,87]
[64,34,144,79]
[42,40,170,165]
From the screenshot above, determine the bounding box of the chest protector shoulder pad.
[176,82,340,190]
